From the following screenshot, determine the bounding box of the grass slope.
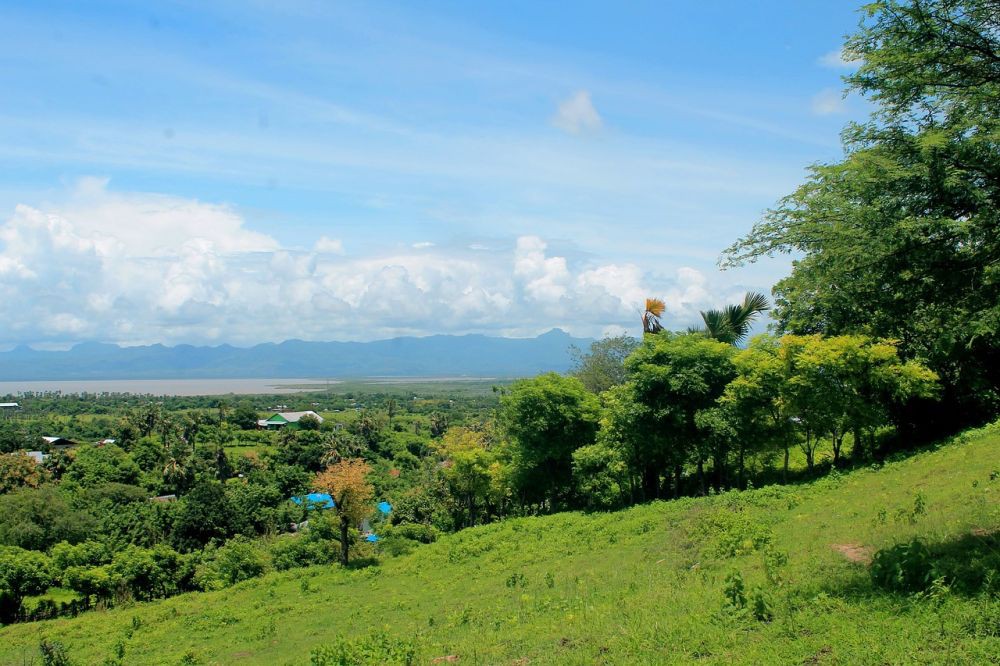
[2,426,999,665]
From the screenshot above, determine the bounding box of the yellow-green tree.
[313,459,374,565]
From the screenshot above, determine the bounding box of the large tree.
[724,0,1000,431]
[499,373,600,510]
[605,334,737,499]
[569,335,640,394]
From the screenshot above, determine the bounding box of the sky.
[0,0,867,348]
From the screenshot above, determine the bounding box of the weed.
[38,640,71,666]
[311,630,416,665]
[871,540,934,593]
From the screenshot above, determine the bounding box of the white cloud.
[811,88,846,116]
[818,48,862,69]
[315,236,345,254]
[551,90,603,134]
[0,182,761,346]
[412,241,434,249]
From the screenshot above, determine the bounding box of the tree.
[605,334,736,499]
[692,292,770,346]
[0,485,96,550]
[569,335,640,394]
[433,427,507,527]
[0,452,50,494]
[297,414,321,431]
[229,403,260,431]
[171,481,236,552]
[719,335,795,484]
[498,374,600,510]
[779,335,938,468]
[724,0,1000,432]
[64,444,141,487]
[0,546,52,623]
[312,459,374,565]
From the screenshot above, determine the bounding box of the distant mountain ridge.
[0,329,589,380]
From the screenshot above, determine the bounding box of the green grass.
[3,425,998,665]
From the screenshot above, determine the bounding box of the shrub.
[870,540,934,593]
[38,639,72,666]
[195,537,269,590]
[690,509,772,558]
[310,630,416,665]
[270,536,336,571]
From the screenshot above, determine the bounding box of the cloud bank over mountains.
[0,180,754,348]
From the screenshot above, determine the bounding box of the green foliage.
[499,373,600,508]
[38,639,72,666]
[270,535,336,571]
[171,481,236,552]
[195,537,269,590]
[571,442,629,510]
[64,444,141,488]
[0,485,96,550]
[871,540,935,593]
[310,630,416,666]
[606,333,736,498]
[724,0,1000,428]
[691,508,773,558]
[569,335,639,394]
[0,546,52,622]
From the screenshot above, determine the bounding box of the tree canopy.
[724,0,1000,431]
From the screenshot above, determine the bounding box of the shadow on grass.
[344,557,380,570]
[827,530,1000,600]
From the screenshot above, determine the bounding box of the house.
[0,402,19,419]
[41,436,79,451]
[257,410,324,430]
[25,451,48,465]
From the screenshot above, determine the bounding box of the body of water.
[0,378,339,396]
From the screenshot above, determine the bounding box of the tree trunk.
[696,457,706,496]
[641,465,659,501]
[339,513,350,566]
[738,445,746,490]
[673,465,682,498]
[783,444,789,483]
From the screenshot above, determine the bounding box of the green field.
[2,425,998,665]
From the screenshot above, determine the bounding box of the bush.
[690,509,772,558]
[870,540,934,593]
[310,630,416,666]
[195,537,269,590]
[270,536,336,571]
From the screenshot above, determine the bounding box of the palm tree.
[692,292,769,346]
[642,298,666,334]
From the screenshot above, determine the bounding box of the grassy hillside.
[3,425,998,665]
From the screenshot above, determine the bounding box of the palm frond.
[642,297,666,334]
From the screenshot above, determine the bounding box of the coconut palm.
[691,292,769,346]
[642,298,666,334]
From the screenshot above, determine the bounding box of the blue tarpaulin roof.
[365,534,380,542]
[377,501,392,515]
[291,492,335,510]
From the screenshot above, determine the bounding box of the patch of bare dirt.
[831,542,872,564]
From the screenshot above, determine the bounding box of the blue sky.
[0,1,866,347]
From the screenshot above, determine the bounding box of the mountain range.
[0,330,591,380]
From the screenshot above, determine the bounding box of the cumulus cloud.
[551,90,603,134]
[811,88,846,115]
[314,236,345,254]
[0,182,749,346]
